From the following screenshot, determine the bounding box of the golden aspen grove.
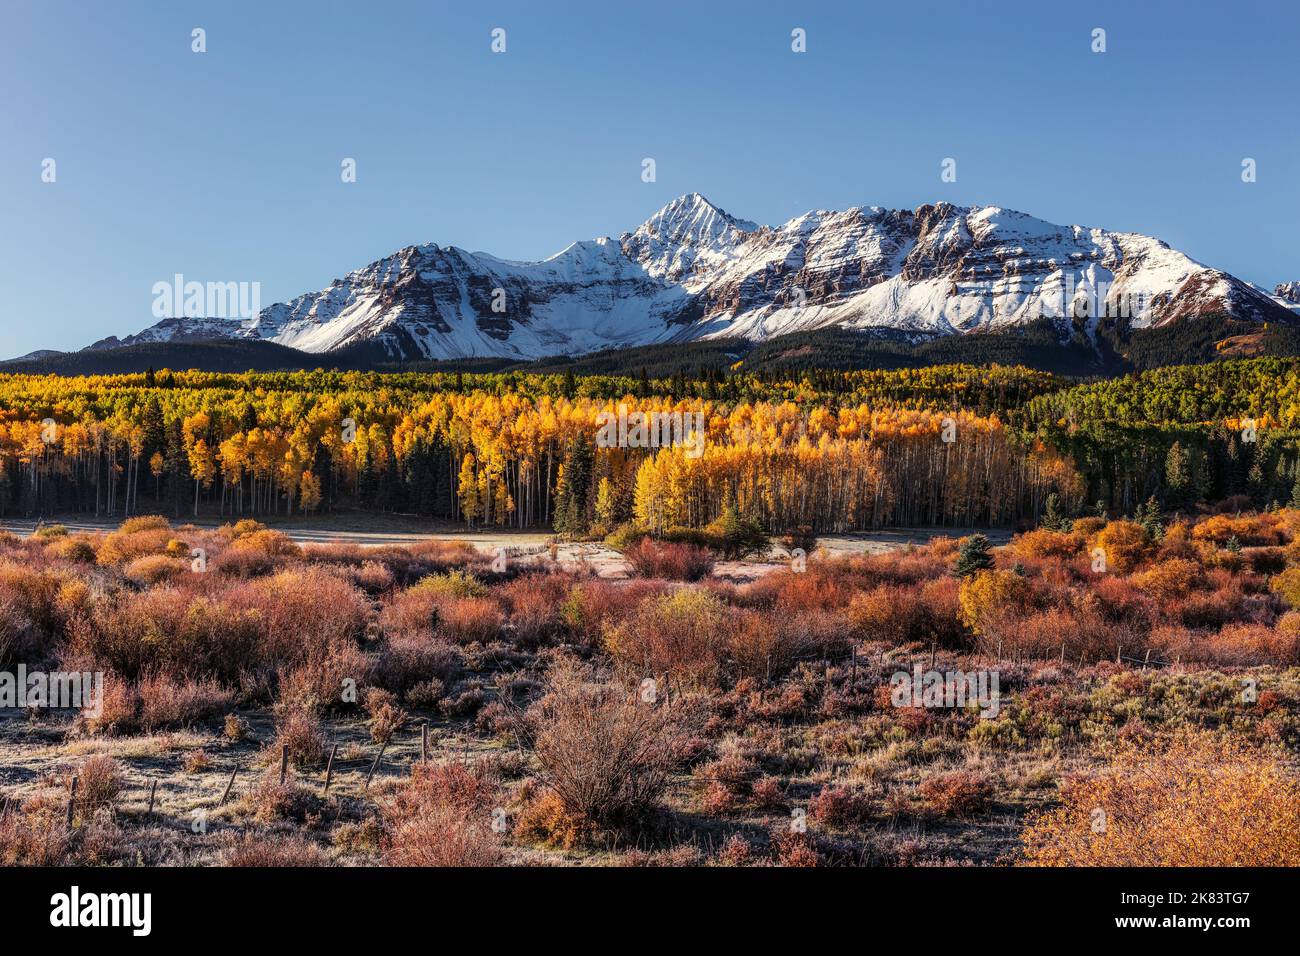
[0,365,1080,531]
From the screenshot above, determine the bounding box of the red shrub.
[380,762,503,866]
[624,538,715,581]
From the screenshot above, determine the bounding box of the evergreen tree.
[1040,492,1068,531]
[953,534,994,578]
[1164,440,1189,506]
[1135,495,1165,540]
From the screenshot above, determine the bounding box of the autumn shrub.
[724,606,826,680]
[846,585,910,646]
[604,588,729,688]
[118,515,172,535]
[81,589,263,682]
[373,636,461,699]
[223,712,251,741]
[1021,731,1300,865]
[1012,528,1083,561]
[918,770,991,818]
[351,560,395,594]
[1087,575,1157,628]
[557,578,668,649]
[524,659,690,832]
[1131,558,1202,601]
[499,571,570,647]
[1269,566,1300,608]
[1090,520,1153,574]
[83,676,139,735]
[277,638,371,711]
[810,785,873,828]
[1190,624,1300,666]
[624,537,715,581]
[96,524,174,566]
[219,832,328,866]
[412,569,488,599]
[273,705,327,766]
[0,561,64,647]
[435,596,504,645]
[124,554,188,585]
[182,749,212,773]
[1192,512,1287,547]
[958,569,1032,636]
[1071,516,1106,538]
[52,536,98,564]
[239,769,323,823]
[0,598,39,671]
[514,787,593,849]
[137,672,234,730]
[364,688,408,743]
[380,762,504,866]
[0,793,69,865]
[72,755,123,819]
[230,567,368,666]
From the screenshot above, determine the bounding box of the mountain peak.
[634,193,759,242]
[67,195,1297,364]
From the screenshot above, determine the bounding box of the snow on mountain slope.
[90,195,1296,361]
[1274,282,1300,315]
[86,315,246,351]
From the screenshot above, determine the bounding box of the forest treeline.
[0,365,1073,531]
[1023,358,1300,516]
[10,357,1300,532]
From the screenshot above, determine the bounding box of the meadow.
[1,507,1297,867]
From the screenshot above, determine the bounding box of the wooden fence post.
[218,764,239,807]
[66,778,77,830]
[364,742,388,791]
[147,779,157,817]
[279,745,289,785]
[322,743,338,796]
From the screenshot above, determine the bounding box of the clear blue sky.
[2,0,1297,358]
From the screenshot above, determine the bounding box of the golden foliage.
[1020,731,1300,866]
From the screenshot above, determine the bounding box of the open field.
[0,517,1013,581]
[1,512,1297,867]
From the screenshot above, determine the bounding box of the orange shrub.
[1131,558,1202,601]
[436,596,504,645]
[124,554,188,585]
[1191,512,1288,547]
[1012,528,1083,561]
[1021,731,1300,865]
[95,522,174,566]
[1090,520,1153,574]
[958,569,1031,635]
[1269,567,1300,608]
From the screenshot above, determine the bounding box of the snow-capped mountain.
[1275,282,1300,315]
[89,194,1296,361]
[87,315,245,351]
